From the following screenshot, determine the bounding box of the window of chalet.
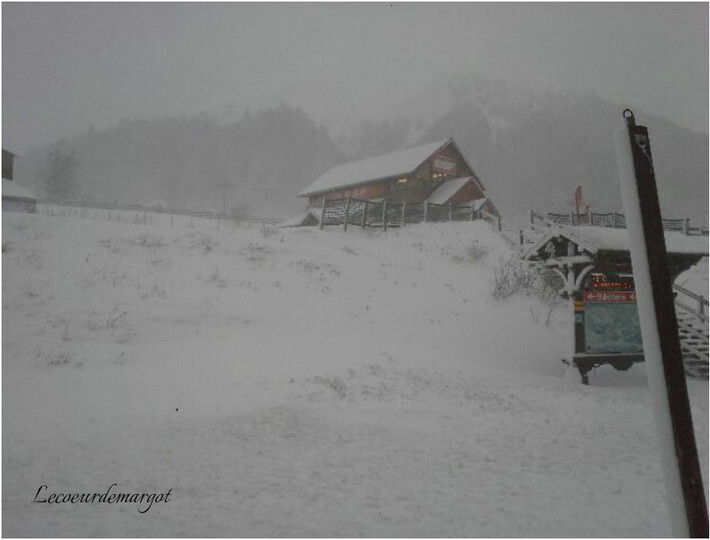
[431,156,457,181]
[390,177,412,191]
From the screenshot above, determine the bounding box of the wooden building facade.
[298,138,500,219]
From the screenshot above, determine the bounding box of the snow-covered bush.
[490,254,538,300]
[491,256,564,326]
[311,375,348,399]
[136,233,163,248]
[451,239,491,264]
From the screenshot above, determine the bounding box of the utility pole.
[217,180,235,217]
[614,109,708,538]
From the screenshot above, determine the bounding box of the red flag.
[574,186,582,207]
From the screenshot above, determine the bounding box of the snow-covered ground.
[2,212,707,537]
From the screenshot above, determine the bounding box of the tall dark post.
[615,109,708,537]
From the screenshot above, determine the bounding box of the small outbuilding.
[2,149,36,214]
[3,179,37,214]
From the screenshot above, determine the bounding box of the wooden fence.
[534,210,708,236]
[35,198,279,227]
[319,198,488,231]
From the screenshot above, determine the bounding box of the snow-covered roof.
[278,208,322,228]
[426,177,473,204]
[471,198,489,211]
[2,179,36,200]
[299,139,451,197]
[525,225,709,258]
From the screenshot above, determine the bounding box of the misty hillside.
[418,88,708,225]
[19,82,708,223]
[21,105,344,217]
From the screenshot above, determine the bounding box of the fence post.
[401,202,407,226]
[424,201,429,223]
[320,197,326,230]
[361,201,368,228]
[472,205,476,221]
[448,203,453,221]
[382,200,388,231]
[530,209,534,225]
[519,229,524,246]
[343,198,351,232]
[684,218,690,235]
[497,216,502,232]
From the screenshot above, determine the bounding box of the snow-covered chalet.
[298,138,500,218]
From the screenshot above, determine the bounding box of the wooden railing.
[531,209,708,236]
[673,283,709,323]
[319,198,481,231]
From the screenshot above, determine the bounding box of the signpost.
[615,109,707,537]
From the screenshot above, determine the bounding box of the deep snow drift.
[2,211,707,536]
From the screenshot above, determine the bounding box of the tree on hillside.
[43,147,79,200]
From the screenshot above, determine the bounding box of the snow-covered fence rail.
[35,199,279,227]
[320,198,479,231]
[535,209,707,236]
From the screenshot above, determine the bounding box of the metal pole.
[343,198,351,232]
[615,109,708,538]
[320,197,326,230]
[382,200,388,231]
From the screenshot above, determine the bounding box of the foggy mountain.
[417,86,709,225]
[21,105,344,217]
[19,80,708,223]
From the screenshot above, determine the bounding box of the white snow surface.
[425,177,473,205]
[298,139,450,197]
[2,212,708,536]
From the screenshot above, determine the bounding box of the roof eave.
[446,139,485,191]
[298,171,415,198]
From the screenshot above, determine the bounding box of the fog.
[4,3,707,150]
[2,3,708,218]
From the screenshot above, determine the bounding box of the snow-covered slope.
[2,212,707,536]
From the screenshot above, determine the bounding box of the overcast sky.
[2,2,708,154]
